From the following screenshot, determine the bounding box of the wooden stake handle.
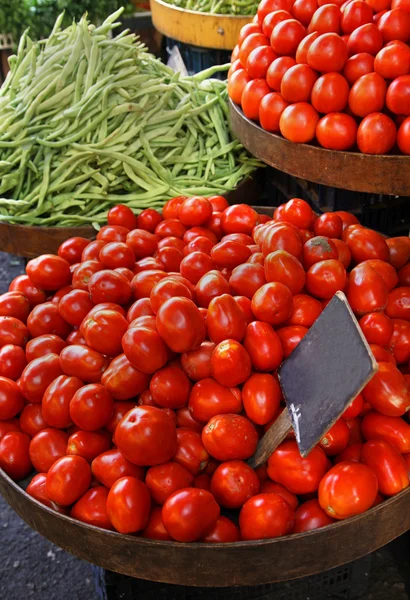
[248,409,292,469]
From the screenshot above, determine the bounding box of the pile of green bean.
[0,9,260,227]
[162,0,259,16]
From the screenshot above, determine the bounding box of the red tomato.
[243,373,282,425]
[267,440,329,494]
[251,282,293,325]
[246,46,277,79]
[174,428,209,475]
[311,73,350,114]
[211,340,252,387]
[343,52,375,85]
[287,294,322,327]
[243,321,284,371]
[201,516,241,542]
[26,254,71,291]
[239,493,295,540]
[0,431,32,480]
[238,22,262,44]
[262,10,292,37]
[59,345,108,383]
[309,4,342,33]
[162,488,220,542]
[239,33,270,67]
[99,242,135,270]
[375,44,410,80]
[280,102,319,143]
[314,214,343,239]
[370,344,396,364]
[70,384,113,431]
[88,270,131,305]
[0,419,21,441]
[97,225,130,244]
[271,19,306,55]
[29,428,68,472]
[319,461,378,519]
[358,108,396,156]
[229,263,266,299]
[333,239,352,269]
[346,263,388,316]
[228,69,251,105]
[363,260,398,292]
[342,0,374,33]
[306,259,347,299]
[81,241,106,262]
[115,406,177,466]
[202,414,258,461]
[149,365,191,409]
[162,196,187,220]
[210,460,260,509]
[307,33,348,72]
[295,31,320,63]
[146,462,194,504]
[258,0,294,22]
[58,237,90,265]
[189,378,242,423]
[195,271,231,308]
[46,455,91,506]
[156,297,206,353]
[175,407,203,433]
[9,275,46,308]
[26,473,67,513]
[293,498,335,532]
[207,294,247,344]
[177,197,213,228]
[261,223,303,258]
[0,291,30,322]
[387,237,410,270]
[137,208,162,233]
[319,419,350,455]
[71,486,112,530]
[378,8,410,42]
[349,73,386,118]
[398,117,410,154]
[362,362,410,416]
[399,263,410,286]
[142,507,172,541]
[127,298,154,321]
[386,287,410,321]
[277,325,308,357]
[92,450,143,488]
[0,316,28,348]
[281,65,318,103]
[19,404,48,438]
[303,236,339,269]
[101,354,149,401]
[259,92,290,132]
[72,260,103,291]
[58,290,94,327]
[107,476,151,533]
[108,204,137,229]
[267,57,297,90]
[347,23,383,55]
[362,440,409,495]
[66,430,110,462]
[362,411,410,453]
[122,326,168,375]
[27,302,71,339]
[389,318,410,364]
[359,312,394,347]
[265,250,306,294]
[20,354,63,404]
[180,341,215,382]
[0,376,24,420]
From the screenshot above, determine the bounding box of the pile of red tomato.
[228,0,410,154]
[0,197,409,543]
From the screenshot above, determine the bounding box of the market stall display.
[0,196,409,585]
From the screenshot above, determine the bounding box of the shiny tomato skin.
[359,312,393,347]
[92,449,143,488]
[307,33,348,72]
[0,376,24,420]
[243,321,284,371]
[362,440,409,496]
[386,287,410,321]
[0,316,29,349]
[20,354,63,404]
[211,340,252,387]
[210,460,260,509]
[181,341,215,382]
[261,223,303,259]
[0,292,30,322]
[375,44,410,80]
[70,384,113,431]
[115,406,177,466]
[386,237,410,270]
[319,461,378,519]
[280,102,319,143]
[361,411,410,454]
[265,250,306,294]
[150,278,192,314]
[362,362,410,416]
[9,275,46,308]
[239,493,295,540]
[125,229,158,259]
[189,378,242,423]
[19,404,47,438]
[369,344,396,364]
[81,241,106,263]
[296,31,320,63]
[201,516,241,543]
[146,462,194,504]
[142,507,172,541]
[66,430,110,463]
[271,18,306,56]
[207,294,247,344]
[398,264,410,286]
[378,8,410,42]
[228,68,252,104]
[342,393,365,418]
[179,252,215,285]
[309,4,342,33]
[106,402,137,433]
[239,33,270,67]
[267,440,329,494]
[29,428,68,472]
[108,205,137,230]
[101,354,149,400]
[281,64,318,103]
[314,213,343,239]
[293,499,335,533]
[343,52,375,85]
[243,373,282,425]
[277,325,308,357]
[211,240,252,270]
[259,92,290,133]
[357,112,397,154]
[162,487,220,542]
[287,294,322,327]
[162,197,187,220]
[176,407,203,433]
[311,73,350,114]
[27,303,71,339]
[127,298,154,321]
[306,259,347,299]
[334,442,364,464]
[346,228,390,263]
[136,209,162,233]
[58,290,93,328]
[122,326,168,375]
[26,473,68,513]
[346,263,388,316]
[88,270,131,305]
[302,236,339,271]
[71,486,112,530]
[58,237,90,265]
[319,419,350,456]
[0,431,32,480]
[26,254,71,291]
[156,297,206,353]
[389,318,410,365]
[252,282,293,326]
[59,345,108,383]
[81,309,128,357]
[174,428,209,475]
[347,23,383,55]
[150,365,191,409]
[46,455,91,506]
[72,260,103,291]
[342,0,374,33]
[107,476,151,534]
[0,419,21,442]
[267,56,297,91]
[229,264,266,299]
[202,414,258,461]
[333,239,352,269]
[195,271,232,308]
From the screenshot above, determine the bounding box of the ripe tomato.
[362,440,409,496]
[347,23,383,55]
[262,10,292,37]
[362,362,410,416]
[195,271,231,308]
[386,237,410,270]
[319,419,350,456]
[81,241,106,262]
[59,345,108,383]
[349,72,386,118]
[175,407,203,433]
[398,263,410,286]
[386,287,410,321]
[29,428,68,472]
[27,302,71,339]
[342,0,374,33]
[20,354,63,404]
[19,404,47,438]
[332,239,352,269]
[206,294,247,343]
[179,341,214,382]
[389,318,410,364]
[26,254,71,291]
[101,356,148,401]
[91,449,143,488]
[398,117,410,154]
[246,46,277,79]
[72,260,103,291]
[46,455,91,505]
[0,419,21,442]
[319,461,378,519]
[162,197,187,220]
[343,52,375,85]
[211,340,252,387]
[359,312,393,347]
[122,326,168,375]
[127,298,154,321]
[115,406,177,466]
[210,460,260,509]
[309,4,342,33]
[271,19,306,56]
[202,414,258,461]
[26,473,67,514]
[346,263,388,315]
[265,250,306,294]
[363,260,398,292]
[303,236,338,270]
[162,488,220,542]
[137,208,162,233]
[258,0,294,21]
[211,241,251,270]
[201,516,241,543]
[58,237,90,265]
[177,197,212,228]
[239,493,295,540]
[238,22,262,44]
[242,78,272,121]
[0,431,32,480]
[287,294,323,327]
[267,440,329,494]
[311,73,350,114]
[67,430,110,462]
[261,223,303,258]
[9,275,46,308]
[267,56,297,90]
[189,378,242,422]
[156,297,206,353]
[281,64,318,103]
[146,462,194,504]
[0,291,30,322]
[378,8,410,42]
[69,384,113,431]
[252,282,293,325]
[179,252,215,285]
[375,44,410,80]
[314,214,343,240]
[243,373,282,425]
[357,111,397,153]
[149,365,191,410]
[306,259,346,299]
[243,321,284,371]
[71,486,112,530]
[280,102,319,143]
[369,344,396,364]
[260,92,291,132]
[307,33,348,72]
[228,69,251,105]
[293,499,335,532]
[0,376,24,420]
[277,325,308,357]
[142,507,172,541]
[174,428,209,475]
[88,270,131,305]
[107,204,137,229]
[239,33,270,67]
[107,476,151,534]
[295,31,320,63]
[362,412,410,453]
[0,316,29,348]
[57,290,93,328]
